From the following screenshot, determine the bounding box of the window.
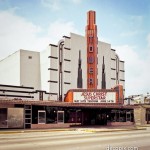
[89,46,93,52]
[89,36,93,43]
[28,56,32,59]
[89,67,93,74]
[39,92,43,101]
[89,78,93,85]
[88,56,94,64]
[38,110,46,124]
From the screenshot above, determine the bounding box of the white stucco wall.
[70,33,87,90]
[49,45,59,97]
[0,51,20,85]
[0,84,34,100]
[0,49,41,92]
[20,50,41,90]
[40,46,50,92]
[119,61,125,88]
[97,41,111,89]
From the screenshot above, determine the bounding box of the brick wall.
[107,122,134,126]
[31,123,81,129]
[0,104,14,108]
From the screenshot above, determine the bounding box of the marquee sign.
[73,92,116,103]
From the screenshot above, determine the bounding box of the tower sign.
[86,11,98,89]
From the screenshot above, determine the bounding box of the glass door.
[38,110,46,124]
[57,111,64,123]
[0,108,8,128]
[126,111,131,121]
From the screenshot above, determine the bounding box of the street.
[0,128,150,150]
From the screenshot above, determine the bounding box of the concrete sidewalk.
[0,128,75,134]
[0,125,147,134]
[76,125,147,133]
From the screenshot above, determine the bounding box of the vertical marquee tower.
[86,10,98,89]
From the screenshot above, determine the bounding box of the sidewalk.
[0,125,146,134]
[0,128,75,134]
[75,125,147,133]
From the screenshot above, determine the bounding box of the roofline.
[0,99,135,109]
[0,84,34,89]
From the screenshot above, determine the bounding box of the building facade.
[49,35,125,101]
[0,12,125,101]
[2,10,149,129]
[0,49,41,90]
[49,11,125,101]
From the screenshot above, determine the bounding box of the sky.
[0,0,150,96]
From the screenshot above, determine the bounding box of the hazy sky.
[0,0,150,96]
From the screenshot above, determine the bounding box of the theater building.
[49,14,125,101]
[0,10,139,129]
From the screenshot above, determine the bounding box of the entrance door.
[38,110,46,124]
[146,109,150,124]
[0,108,7,128]
[82,109,108,125]
[57,111,64,123]
[96,113,107,125]
[126,111,131,122]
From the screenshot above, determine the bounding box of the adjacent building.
[0,49,41,90]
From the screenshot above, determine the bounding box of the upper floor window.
[28,56,32,59]
[89,35,93,43]
[89,46,93,52]
[88,56,94,64]
[89,78,94,85]
[89,67,94,74]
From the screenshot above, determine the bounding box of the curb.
[136,125,150,127]
[0,127,146,134]
[82,127,147,133]
[0,128,75,134]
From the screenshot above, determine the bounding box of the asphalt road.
[0,128,150,150]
